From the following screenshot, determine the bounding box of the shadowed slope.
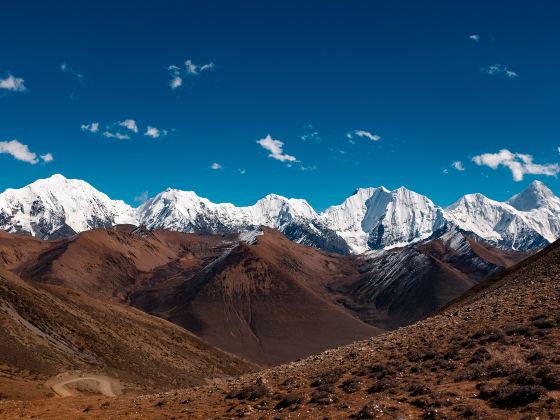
[328,229,528,329]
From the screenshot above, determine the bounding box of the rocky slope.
[0,268,253,401]
[328,228,528,329]
[129,227,381,365]
[9,237,557,418]
[3,226,525,366]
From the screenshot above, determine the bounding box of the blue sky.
[1,0,560,210]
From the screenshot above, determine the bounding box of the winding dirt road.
[48,375,120,397]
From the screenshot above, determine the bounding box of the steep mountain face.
[320,187,446,253]
[138,189,350,254]
[0,174,136,239]
[445,181,557,250]
[328,229,528,329]
[0,175,558,254]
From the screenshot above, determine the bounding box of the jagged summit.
[0,175,559,253]
[321,185,445,252]
[508,179,558,211]
[0,174,136,239]
[444,181,560,249]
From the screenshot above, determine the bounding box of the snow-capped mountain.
[0,174,558,254]
[444,181,556,250]
[138,189,350,253]
[0,174,136,239]
[320,187,447,253]
[138,189,316,233]
[507,180,560,241]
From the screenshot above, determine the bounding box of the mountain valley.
[2,215,559,419]
[0,174,556,419]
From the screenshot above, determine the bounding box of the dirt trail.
[48,375,121,397]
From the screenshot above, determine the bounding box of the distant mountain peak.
[46,173,67,180]
[0,174,558,253]
[508,179,558,211]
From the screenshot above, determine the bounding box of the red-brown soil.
[0,227,525,366]
[130,227,382,365]
[0,267,253,402]
[3,239,557,419]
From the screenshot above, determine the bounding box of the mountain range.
[5,218,559,418]
[0,174,555,416]
[0,174,558,253]
[0,223,526,365]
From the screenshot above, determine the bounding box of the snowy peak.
[252,194,317,223]
[0,175,558,253]
[321,186,445,253]
[137,188,318,235]
[507,180,559,211]
[321,187,389,233]
[0,174,136,239]
[444,186,555,250]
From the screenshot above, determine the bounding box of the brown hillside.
[0,268,253,402]
[9,238,557,418]
[131,227,382,365]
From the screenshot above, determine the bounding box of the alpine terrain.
[3,221,559,419]
[0,175,559,254]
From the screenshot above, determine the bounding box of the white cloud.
[238,169,246,175]
[170,76,183,89]
[168,65,183,90]
[0,140,52,164]
[102,131,130,140]
[300,164,318,171]
[168,60,214,89]
[60,63,84,82]
[301,125,321,143]
[185,59,214,75]
[81,122,99,133]
[472,149,560,181]
[481,64,518,79]
[347,130,381,142]
[134,190,149,203]
[119,119,138,133]
[144,126,168,139]
[257,134,298,162]
[452,161,466,171]
[443,168,449,174]
[0,74,27,92]
[210,162,223,170]
[469,34,481,42]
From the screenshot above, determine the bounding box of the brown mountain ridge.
[0,226,526,366]
[6,237,557,418]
